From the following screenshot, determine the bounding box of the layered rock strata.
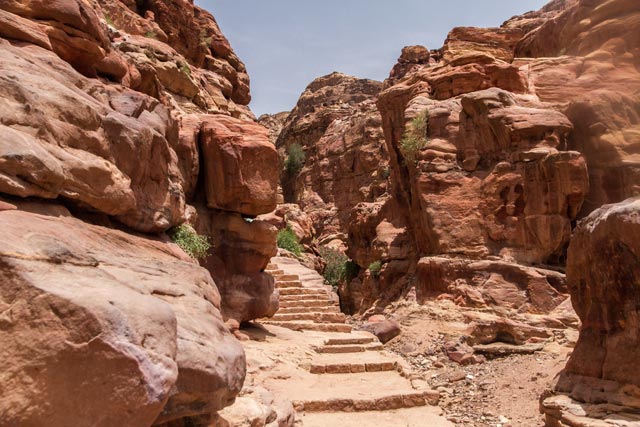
[0,0,279,424]
[540,197,640,425]
[339,0,639,314]
[274,72,390,247]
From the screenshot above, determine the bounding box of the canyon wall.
[0,0,279,425]
[540,197,640,425]
[306,0,638,315]
[273,72,390,248]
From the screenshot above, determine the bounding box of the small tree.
[277,226,303,256]
[319,247,349,287]
[400,109,429,164]
[368,260,382,278]
[284,143,305,176]
[169,224,211,259]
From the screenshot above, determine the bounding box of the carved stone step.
[276,280,303,288]
[271,312,346,323]
[315,343,384,354]
[278,306,341,314]
[279,288,328,297]
[279,299,337,308]
[262,321,352,333]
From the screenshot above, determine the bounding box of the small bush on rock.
[169,224,211,259]
[319,247,351,287]
[400,109,429,164]
[284,143,306,176]
[277,226,303,256]
[368,260,382,278]
[179,62,192,77]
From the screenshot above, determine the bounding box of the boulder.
[464,312,552,346]
[564,197,640,386]
[358,319,401,344]
[0,40,186,233]
[0,208,245,427]
[196,207,279,323]
[201,116,278,217]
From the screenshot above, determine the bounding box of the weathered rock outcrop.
[200,115,278,217]
[0,204,245,427]
[0,0,279,321]
[276,72,390,245]
[540,197,640,425]
[0,0,280,424]
[514,0,640,215]
[336,0,639,315]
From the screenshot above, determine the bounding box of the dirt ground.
[361,300,577,427]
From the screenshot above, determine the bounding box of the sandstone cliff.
[273,72,390,248]
[334,0,637,315]
[540,197,640,425]
[0,0,279,425]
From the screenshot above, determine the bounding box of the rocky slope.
[0,0,279,425]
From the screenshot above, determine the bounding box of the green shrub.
[104,13,114,26]
[277,226,303,256]
[169,224,211,259]
[368,260,382,278]
[319,247,350,287]
[400,109,429,164]
[144,31,157,39]
[284,143,306,176]
[179,62,192,77]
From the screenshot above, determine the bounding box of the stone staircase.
[262,259,352,333]
[259,256,453,427]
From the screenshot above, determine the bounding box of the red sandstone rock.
[0,0,110,75]
[442,26,525,63]
[359,319,402,344]
[515,0,640,215]
[195,207,279,323]
[0,41,187,233]
[415,257,566,313]
[389,45,431,80]
[201,116,278,217]
[541,197,640,425]
[0,1,279,422]
[259,203,316,245]
[0,208,245,427]
[277,72,388,244]
[564,197,640,386]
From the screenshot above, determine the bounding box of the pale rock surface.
[0,207,244,427]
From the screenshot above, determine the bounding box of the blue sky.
[196,1,549,116]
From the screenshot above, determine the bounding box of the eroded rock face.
[515,0,640,215]
[195,207,279,323]
[277,72,389,244]
[564,197,640,385]
[338,0,639,315]
[0,207,245,427]
[415,257,566,313]
[540,197,640,425]
[0,41,185,233]
[0,0,280,423]
[201,115,279,217]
